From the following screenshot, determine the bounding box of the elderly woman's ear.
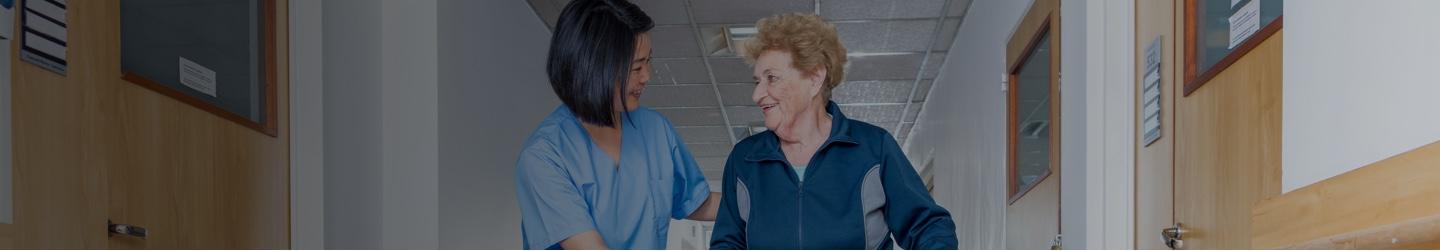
[807,66,828,98]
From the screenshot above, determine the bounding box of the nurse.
[514,0,717,249]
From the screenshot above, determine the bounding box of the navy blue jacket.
[710,101,957,250]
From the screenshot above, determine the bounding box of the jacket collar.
[745,101,858,163]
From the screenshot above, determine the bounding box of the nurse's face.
[615,33,652,113]
[751,50,825,133]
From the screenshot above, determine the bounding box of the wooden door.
[1134,0,1284,249]
[1,0,291,249]
[1004,0,1062,249]
[1133,0,1176,249]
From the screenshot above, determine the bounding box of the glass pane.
[1013,33,1052,193]
[121,0,266,123]
[1195,0,1283,74]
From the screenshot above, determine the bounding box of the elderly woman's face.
[752,50,825,132]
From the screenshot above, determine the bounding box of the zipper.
[798,177,804,249]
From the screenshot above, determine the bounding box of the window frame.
[1182,0,1283,96]
[1005,0,1061,205]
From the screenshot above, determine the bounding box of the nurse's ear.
[805,66,828,99]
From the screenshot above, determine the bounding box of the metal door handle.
[1161,223,1185,249]
[108,220,148,239]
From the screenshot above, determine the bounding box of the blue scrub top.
[515,105,711,250]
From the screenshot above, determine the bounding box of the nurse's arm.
[559,230,609,250]
[685,192,722,221]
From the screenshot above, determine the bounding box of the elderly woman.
[709,13,957,250]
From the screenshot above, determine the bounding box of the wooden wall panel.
[1253,140,1440,249]
[1005,177,1060,249]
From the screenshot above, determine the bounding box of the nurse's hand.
[560,230,609,250]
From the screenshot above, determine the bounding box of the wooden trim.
[1005,0,1061,205]
[1252,140,1440,249]
[1181,0,1283,96]
[119,0,279,137]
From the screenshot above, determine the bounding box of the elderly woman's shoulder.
[843,118,897,140]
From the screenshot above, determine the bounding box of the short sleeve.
[668,126,712,219]
[515,142,596,249]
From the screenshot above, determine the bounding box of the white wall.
[316,0,443,248]
[908,0,1137,249]
[320,0,385,248]
[300,0,552,248]
[378,0,442,248]
[904,0,1031,248]
[436,0,555,249]
[1283,0,1440,192]
[1058,0,1088,248]
[289,0,324,248]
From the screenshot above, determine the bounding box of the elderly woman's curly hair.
[742,13,848,98]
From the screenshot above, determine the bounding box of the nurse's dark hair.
[547,0,653,127]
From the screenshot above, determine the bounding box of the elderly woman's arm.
[878,134,959,249]
[709,155,748,249]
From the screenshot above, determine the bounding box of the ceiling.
[527,0,973,179]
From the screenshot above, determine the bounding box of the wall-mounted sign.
[0,0,14,39]
[20,0,66,75]
[1142,36,1163,147]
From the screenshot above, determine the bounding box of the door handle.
[1161,222,1186,249]
[108,220,148,239]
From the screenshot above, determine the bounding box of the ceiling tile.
[650,26,702,58]
[922,52,946,79]
[905,102,923,122]
[708,57,754,83]
[651,58,712,84]
[675,126,733,143]
[839,104,904,126]
[631,0,691,25]
[716,83,756,106]
[732,126,753,139]
[847,53,925,81]
[697,156,728,173]
[832,80,912,104]
[947,0,973,17]
[641,85,720,107]
[653,107,726,126]
[933,18,962,50]
[912,79,934,102]
[687,142,734,158]
[899,122,914,138]
[688,0,816,25]
[725,106,765,126]
[819,0,945,20]
[836,20,939,53]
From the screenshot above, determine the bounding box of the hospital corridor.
[0,0,1436,249]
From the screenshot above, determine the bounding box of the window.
[1183,0,1283,95]
[120,0,278,136]
[1005,0,1060,204]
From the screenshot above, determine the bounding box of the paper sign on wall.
[179,57,218,97]
[19,0,65,75]
[1228,0,1260,49]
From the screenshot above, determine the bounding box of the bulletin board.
[120,0,276,136]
